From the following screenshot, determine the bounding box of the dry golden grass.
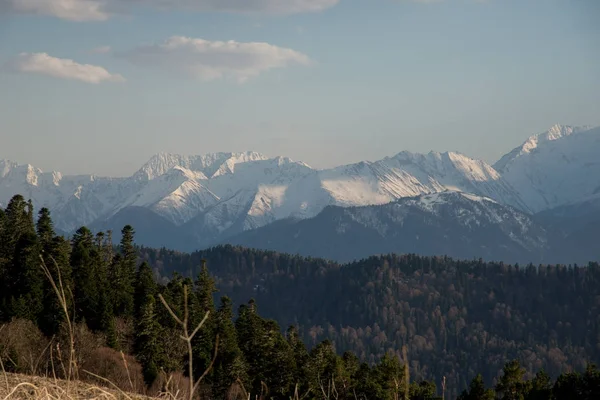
[0,372,151,400]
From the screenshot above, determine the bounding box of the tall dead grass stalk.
[158,285,219,400]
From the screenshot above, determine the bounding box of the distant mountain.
[1,124,599,260]
[88,206,194,250]
[0,149,525,240]
[494,124,600,212]
[223,191,550,263]
[535,196,600,263]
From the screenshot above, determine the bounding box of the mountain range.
[2,124,599,263]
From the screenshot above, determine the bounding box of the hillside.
[222,191,550,264]
[2,196,600,399]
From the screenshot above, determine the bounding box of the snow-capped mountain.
[0,149,524,237]
[1,123,599,257]
[494,124,600,212]
[223,191,550,263]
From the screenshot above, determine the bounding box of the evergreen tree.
[409,380,437,400]
[372,352,408,400]
[212,296,248,398]
[36,208,73,335]
[495,360,531,400]
[0,195,35,310]
[583,364,600,399]
[134,294,163,386]
[552,372,583,400]
[236,300,268,394]
[10,231,43,322]
[287,325,309,390]
[36,208,54,246]
[526,370,552,400]
[458,375,495,400]
[71,227,102,328]
[112,225,136,318]
[305,339,342,399]
[134,262,157,320]
[191,260,217,382]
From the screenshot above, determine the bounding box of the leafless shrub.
[150,371,191,400]
[0,319,50,375]
[80,347,145,395]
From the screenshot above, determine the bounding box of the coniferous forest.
[1,194,600,400]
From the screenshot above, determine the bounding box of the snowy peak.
[494,124,592,172]
[496,125,600,212]
[135,151,269,181]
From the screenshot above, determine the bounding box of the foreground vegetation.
[1,194,600,399]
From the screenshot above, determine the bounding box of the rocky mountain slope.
[0,149,526,237]
[223,191,551,263]
[495,124,600,212]
[1,124,598,261]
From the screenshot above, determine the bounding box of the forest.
[1,194,600,400]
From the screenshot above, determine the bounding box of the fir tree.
[458,374,495,400]
[191,260,217,382]
[71,227,102,328]
[496,360,530,400]
[212,296,248,398]
[10,231,43,322]
[113,225,136,318]
[134,294,163,386]
[526,370,552,400]
[134,262,157,320]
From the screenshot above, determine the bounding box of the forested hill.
[138,245,600,396]
[2,194,600,399]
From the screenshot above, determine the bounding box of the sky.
[0,0,599,177]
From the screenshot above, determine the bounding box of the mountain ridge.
[1,124,598,256]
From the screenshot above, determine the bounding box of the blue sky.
[1,0,599,176]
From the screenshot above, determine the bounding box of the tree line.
[1,194,600,399]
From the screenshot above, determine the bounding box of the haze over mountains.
[1,124,599,263]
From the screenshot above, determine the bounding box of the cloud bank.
[4,52,125,84]
[1,0,339,21]
[118,36,311,82]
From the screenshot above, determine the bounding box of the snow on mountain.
[224,191,549,263]
[319,151,527,210]
[0,148,532,236]
[494,124,600,212]
[2,123,598,242]
[134,151,268,181]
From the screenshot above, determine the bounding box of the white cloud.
[2,0,109,21]
[118,36,311,82]
[90,45,112,54]
[1,0,338,21]
[4,52,125,84]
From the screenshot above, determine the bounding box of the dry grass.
[0,372,150,400]
[0,256,221,400]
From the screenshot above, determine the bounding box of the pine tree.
[134,262,157,320]
[134,294,163,386]
[526,370,552,400]
[496,360,531,400]
[36,208,54,246]
[287,325,309,389]
[36,208,73,335]
[113,225,136,318]
[236,300,267,394]
[71,227,102,328]
[212,296,248,398]
[191,260,217,382]
[458,374,495,400]
[409,380,437,400]
[372,352,408,400]
[10,231,43,322]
